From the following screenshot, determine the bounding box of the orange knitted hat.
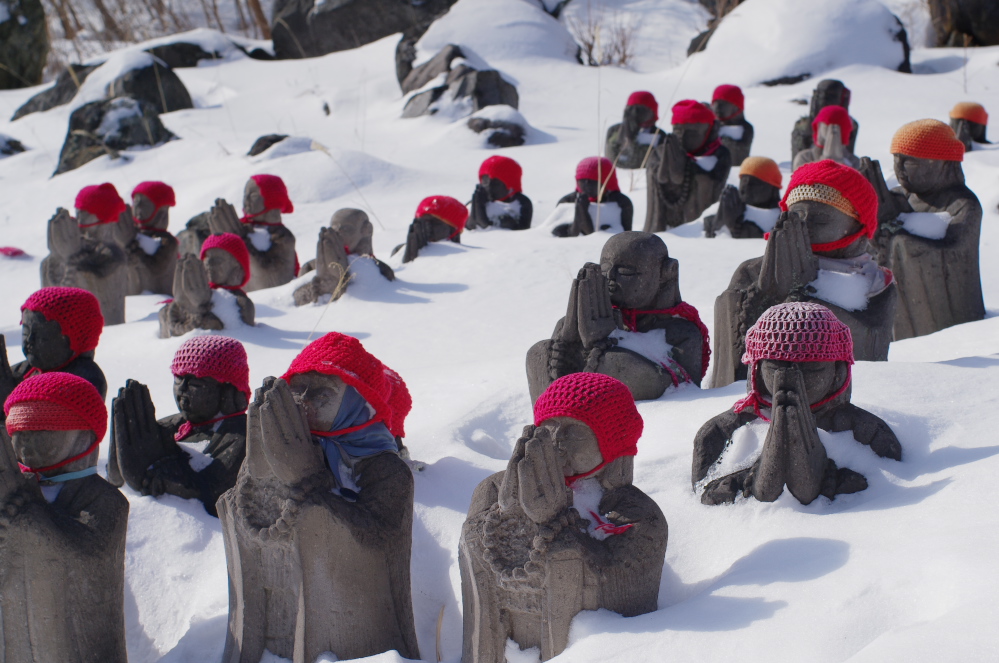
[890,119,964,162]
[949,102,988,126]
[739,156,782,189]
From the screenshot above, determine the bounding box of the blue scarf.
[314,386,399,489]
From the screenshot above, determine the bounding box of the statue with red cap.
[711,160,898,388]
[704,156,783,239]
[712,84,754,166]
[0,287,108,411]
[791,79,859,163]
[217,332,419,663]
[0,372,128,662]
[604,91,668,170]
[391,194,469,263]
[294,208,395,306]
[159,232,255,337]
[527,231,709,401]
[860,119,984,340]
[644,99,732,231]
[125,180,179,296]
[949,102,990,151]
[108,336,249,516]
[467,156,534,231]
[206,174,298,291]
[460,372,667,662]
[694,302,901,505]
[41,182,133,325]
[792,105,861,171]
[548,157,634,237]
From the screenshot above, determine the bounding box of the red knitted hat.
[671,99,716,126]
[249,174,294,214]
[575,156,620,193]
[21,287,104,356]
[950,102,988,126]
[201,233,251,289]
[534,373,643,481]
[132,181,176,214]
[780,159,877,251]
[739,156,782,189]
[75,183,127,225]
[170,335,251,399]
[5,372,108,441]
[281,332,409,438]
[479,156,523,196]
[627,91,659,122]
[890,119,965,162]
[712,84,744,111]
[812,105,852,147]
[415,195,469,231]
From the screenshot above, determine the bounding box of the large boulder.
[54,97,176,175]
[144,42,220,68]
[271,0,459,59]
[402,46,518,119]
[12,64,99,120]
[928,0,999,46]
[0,0,49,90]
[0,133,26,157]
[106,58,193,114]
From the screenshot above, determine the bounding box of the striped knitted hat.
[780,160,877,252]
[170,335,251,399]
[5,372,108,440]
[22,287,104,356]
[950,102,988,126]
[890,119,965,162]
[739,156,782,189]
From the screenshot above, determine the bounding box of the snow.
[541,200,624,234]
[137,232,163,256]
[0,2,9,25]
[2,0,999,660]
[719,124,745,140]
[96,97,145,139]
[485,199,522,224]
[694,154,718,171]
[743,204,780,232]
[247,227,272,251]
[898,210,952,240]
[609,328,675,370]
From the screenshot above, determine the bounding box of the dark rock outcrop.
[0,134,26,156]
[247,134,289,156]
[928,0,999,46]
[402,47,518,119]
[145,42,219,68]
[0,0,49,90]
[107,59,193,114]
[12,64,98,121]
[467,116,525,147]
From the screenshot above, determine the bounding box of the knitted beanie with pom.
[890,119,965,162]
[201,233,251,289]
[75,183,127,225]
[534,372,643,481]
[248,174,294,214]
[281,332,410,437]
[170,335,251,399]
[479,156,523,196]
[739,156,782,189]
[5,372,108,441]
[21,287,104,356]
[627,91,659,123]
[671,99,716,126]
[131,181,176,217]
[950,102,988,126]
[811,105,852,147]
[779,159,878,252]
[712,84,744,112]
[575,156,620,193]
[415,195,469,231]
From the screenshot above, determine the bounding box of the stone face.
[11,64,99,121]
[106,61,194,115]
[53,97,176,175]
[928,0,999,46]
[0,0,49,90]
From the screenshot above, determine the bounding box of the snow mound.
[70,51,162,110]
[687,0,908,86]
[250,136,315,161]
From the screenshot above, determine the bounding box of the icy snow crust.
[1,0,999,660]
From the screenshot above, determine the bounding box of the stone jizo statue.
[126,180,179,296]
[467,156,534,231]
[712,84,754,166]
[948,102,989,151]
[791,79,859,162]
[392,195,468,263]
[604,91,667,170]
[704,156,783,239]
[550,157,634,237]
[792,105,860,171]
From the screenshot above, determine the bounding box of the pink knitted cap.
[534,373,642,480]
[170,335,251,399]
[132,181,176,214]
[249,174,294,214]
[743,301,854,366]
[75,183,127,225]
[575,156,620,193]
[22,287,104,356]
[201,232,251,289]
[5,372,108,440]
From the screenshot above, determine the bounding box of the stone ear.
[661,257,679,284]
[220,384,249,415]
[835,361,850,392]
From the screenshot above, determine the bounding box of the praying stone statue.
[861,119,984,340]
[295,209,395,306]
[392,195,468,263]
[712,160,897,389]
[712,85,754,166]
[549,157,634,237]
[158,232,255,338]
[791,79,859,163]
[949,102,989,151]
[177,212,211,257]
[694,302,901,505]
[644,100,732,231]
[41,183,132,325]
[460,373,667,662]
[0,287,107,409]
[108,336,249,517]
[217,332,419,663]
[0,372,128,662]
[792,105,860,171]
[467,156,534,231]
[704,156,783,239]
[526,232,709,402]
[125,180,179,296]
[604,91,667,170]
[207,174,298,291]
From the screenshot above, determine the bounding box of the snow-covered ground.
[1,0,998,660]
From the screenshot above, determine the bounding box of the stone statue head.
[21,309,75,371]
[889,119,968,195]
[810,79,849,118]
[131,193,170,231]
[287,371,347,430]
[74,182,127,240]
[786,200,863,248]
[174,375,248,422]
[599,231,680,310]
[170,335,251,423]
[711,99,741,123]
[479,175,511,202]
[20,287,103,370]
[739,175,781,208]
[204,248,246,288]
[673,122,713,154]
[242,174,292,225]
[893,155,965,195]
[757,359,850,406]
[330,208,374,256]
[623,103,656,130]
